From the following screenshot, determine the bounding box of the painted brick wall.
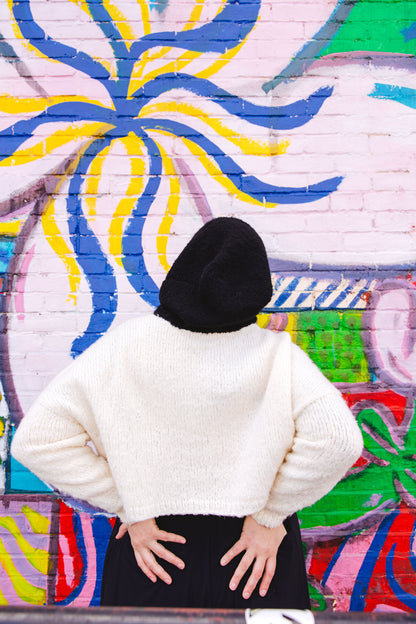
[1,0,416,611]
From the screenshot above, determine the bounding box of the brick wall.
[1,0,416,610]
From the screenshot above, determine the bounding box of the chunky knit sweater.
[11,315,363,528]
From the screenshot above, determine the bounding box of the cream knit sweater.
[11,315,363,528]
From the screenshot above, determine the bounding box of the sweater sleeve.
[11,351,125,519]
[252,344,363,529]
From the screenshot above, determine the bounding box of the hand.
[116,518,186,584]
[220,515,287,599]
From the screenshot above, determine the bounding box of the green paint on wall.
[299,399,416,529]
[322,0,416,57]
[292,311,369,384]
[308,582,328,611]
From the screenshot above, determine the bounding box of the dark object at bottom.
[101,514,310,609]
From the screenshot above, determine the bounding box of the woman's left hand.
[220,515,287,599]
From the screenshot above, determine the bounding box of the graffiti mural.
[1,0,416,610]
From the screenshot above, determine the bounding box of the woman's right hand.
[116,518,186,584]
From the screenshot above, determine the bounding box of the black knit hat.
[154,217,273,332]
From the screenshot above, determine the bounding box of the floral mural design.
[1,0,416,610]
[2,0,341,357]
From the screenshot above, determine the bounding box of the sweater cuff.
[118,509,130,524]
[251,508,287,529]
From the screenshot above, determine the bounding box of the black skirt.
[100,514,310,609]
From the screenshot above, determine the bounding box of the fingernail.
[179,563,185,569]
[243,592,250,599]
[220,559,225,566]
[260,589,266,597]
[230,583,236,591]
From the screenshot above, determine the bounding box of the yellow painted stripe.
[179,134,277,207]
[0,95,111,115]
[67,0,90,14]
[84,145,111,218]
[0,221,22,236]
[129,49,202,96]
[41,154,85,304]
[0,517,49,575]
[0,536,46,604]
[131,11,244,95]
[138,0,151,36]
[0,122,114,168]
[134,2,254,88]
[285,311,297,337]
[0,583,8,606]
[183,0,205,31]
[62,1,129,76]
[68,0,137,49]
[101,0,136,46]
[194,0,255,80]
[21,506,50,535]
[108,134,146,267]
[62,0,114,77]
[257,312,297,336]
[6,0,28,48]
[256,313,271,329]
[139,102,289,157]
[195,38,245,79]
[153,143,180,273]
[127,0,152,79]
[128,0,205,96]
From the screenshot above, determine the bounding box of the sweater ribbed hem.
[120,499,275,526]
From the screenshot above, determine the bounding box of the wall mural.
[1,0,416,610]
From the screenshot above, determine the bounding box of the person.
[11,217,363,609]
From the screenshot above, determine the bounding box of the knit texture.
[11,315,363,528]
[155,217,273,332]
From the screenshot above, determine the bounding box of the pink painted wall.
[1,0,416,610]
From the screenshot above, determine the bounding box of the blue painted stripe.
[322,535,350,586]
[0,33,19,61]
[66,137,118,357]
[293,279,318,307]
[386,542,416,609]
[85,0,128,62]
[401,22,416,43]
[149,0,169,14]
[133,73,333,131]
[121,132,162,308]
[0,237,15,273]
[13,0,113,92]
[91,516,113,605]
[314,280,340,309]
[348,279,372,309]
[0,102,116,162]
[140,118,342,203]
[330,279,354,308]
[131,0,261,59]
[273,278,300,308]
[350,510,399,611]
[271,275,284,292]
[370,84,416,111]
